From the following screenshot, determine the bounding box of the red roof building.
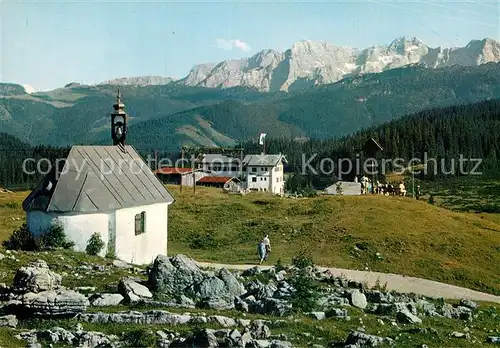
[153,167,194,175]
[197,176,240,188]
[197,176,233,184]
[154,167,208,186]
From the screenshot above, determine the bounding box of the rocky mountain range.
[179,37,500,92]
[1,61,499,149]
[88,37,500,93]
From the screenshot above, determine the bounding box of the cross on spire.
[111,89,128,146]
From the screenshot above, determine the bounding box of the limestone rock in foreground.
[147,254,246,308]
[77,310,246,327]
[13,260,62,293]
[17,324,294,348]
[147,254,206,296]
[349,289,368,309]
[89,293,124,307]
[0,314,18,328]
[118,277,152,302]
[112,259,132,269]
[21,289,89,316]
[459,299,478,310]
[140,296,196,309]
[345,331,394,347]
[396,309,422,324]
[487,336,500,344]
[168,326,291,348]
[17,325,120,348]
[77,310,186,325]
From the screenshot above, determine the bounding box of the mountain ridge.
[132,36,500,92]
[6,36,498,93]
[1,62,499,150]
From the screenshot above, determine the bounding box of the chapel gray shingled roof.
[242,154,287,167]
[23,145,174,213]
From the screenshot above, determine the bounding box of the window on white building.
[135,212,146,235]
[252,177,257,182]
[251,167,257,173]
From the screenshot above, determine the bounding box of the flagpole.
[259,133,267,154]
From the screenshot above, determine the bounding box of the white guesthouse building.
[242,154,287,194]
[22,93,174,265]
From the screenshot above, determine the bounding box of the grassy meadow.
[1,185,500,347]
[165,185,500,295]
[419,176,500,213]
[2,182,499,295]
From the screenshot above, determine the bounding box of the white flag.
[259,133,267,145]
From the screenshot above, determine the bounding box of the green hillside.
[2,98,500,191]
[1,63,500,149]
[2,186,499,296]
[0,83,268,146]
[0,83,27,96]
[168,188,500,296]
[239,98,500,179]
[105,63,500,150]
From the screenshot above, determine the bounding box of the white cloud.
[22,85,36,94]
[233,39,251,52]
[215,38,251,52]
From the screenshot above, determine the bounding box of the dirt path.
[196,262,500,304]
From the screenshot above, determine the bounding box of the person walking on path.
[257,240,267,264]
[263,234,271,260]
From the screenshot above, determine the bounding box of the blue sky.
[1,0,499,91]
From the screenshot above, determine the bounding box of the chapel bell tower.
[111,90,128,146]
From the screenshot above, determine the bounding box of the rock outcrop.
[21,289,89,317]
[118,277,153,302]
[1,254,494,348]
[13,260,62,293]
[147,254,246,309]
[4,260,89,317]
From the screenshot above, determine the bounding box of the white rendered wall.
[270,163,284,194]
[26,211,109,257]
[182,172,209,186]
[246,166,271,191]
[114,203,169,265]
[246,164,284,194]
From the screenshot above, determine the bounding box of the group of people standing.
[356,176,420,197]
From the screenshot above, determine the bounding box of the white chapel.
[22,92,174,265]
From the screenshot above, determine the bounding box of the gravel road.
[196,261,500,304]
